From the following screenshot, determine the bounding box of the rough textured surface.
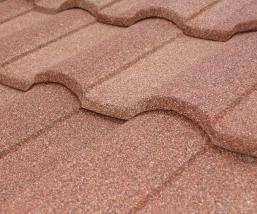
[0,110,122,207]
[84,32,257,157]
[0,1,257,212]
[0,84,79,156]
[0,18,180,94]
[0,0,34,23]
[1,111,208,213]
[0,20,122,91]
[0,9,93,66]
[0,11,51,38]
[186,0,257,41]
[212,91,257,157]
[140,148,257,213]
[34,0,257,41]
[35,0,118,15]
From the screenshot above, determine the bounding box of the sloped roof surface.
[0,0,257,213]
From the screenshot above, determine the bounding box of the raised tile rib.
[0,9,94,67]
[34,0,257,41]
[83,32,257,157]
[0,19,181,94]
[0,0,34,24]
[0,110,121,207]
[139,148,257,213]
[0,84,79,157]
[2,111,208,213]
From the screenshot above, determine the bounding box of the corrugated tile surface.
[0,0,257,213]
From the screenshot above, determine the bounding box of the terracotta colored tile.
[34,0,257,41]
[0,9,93,66]
[0,84,79,155]
[0,21,122,91]
[35,0,79,13]
[0,19,180,95]
[84,32,257,156]
[99,0,217,26]
[186,0,257,41]
[0,0,34,23]
[0,85,21,107]
[0,11,51,38]
[140,148,257,213]
[2,111,208,213]
[0,110,121,206]
[212,90,257,157]
[35,0,117,14]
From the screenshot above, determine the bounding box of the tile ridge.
[131,146,208,213]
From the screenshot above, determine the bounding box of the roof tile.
[0,18,181,95]
[0,84,79,156]
[0,0,33,24]
[0,1,257,212]
[2,111,208,213]
[212,90,257,157]
[140,148,257,213]
[83,32,257,157]
[0,18,122,91]
[34,0,257,41]
[186,0,257,41]
[0,110,121,206]
[99,0,217,25]
[0,9,94,67]
[0,11,51,38]
[35,0,118,14]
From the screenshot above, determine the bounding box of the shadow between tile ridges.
[82,92,257,158]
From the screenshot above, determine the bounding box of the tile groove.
[130,146,209,214]
[84,33,184,94]
[213,83,257,122]
[0,8,34,25]
[0,108,80,160]
[186,0,222,21]
[0,19,96,68]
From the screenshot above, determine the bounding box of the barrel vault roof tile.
[0,0,256,213]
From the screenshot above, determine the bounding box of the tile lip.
[83,82,257,158]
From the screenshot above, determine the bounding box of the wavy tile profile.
[1,1,257,212]
[83,32,257,157]
[0,5,257,157]
[34,0,257,41]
